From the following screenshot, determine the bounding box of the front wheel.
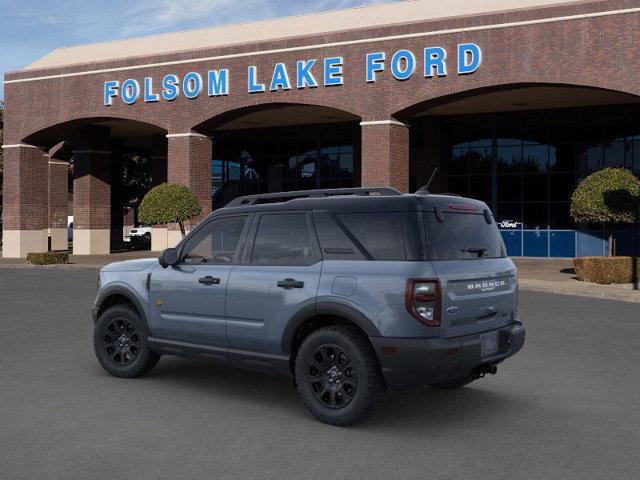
[93,304,160,378]
[294,325,386,426]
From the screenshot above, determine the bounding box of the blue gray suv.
[92,188,525,425]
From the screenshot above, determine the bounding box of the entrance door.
[226,212,321,354]
[149,214,250,348]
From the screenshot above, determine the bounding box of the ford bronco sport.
[92,188,525,426]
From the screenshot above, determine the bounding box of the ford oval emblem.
[446,306,459,314]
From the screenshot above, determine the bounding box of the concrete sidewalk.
[513,258,640,304]
[1,251,639,303]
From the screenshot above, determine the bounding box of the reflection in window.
[212,124,357,209]
[444,106,640,230]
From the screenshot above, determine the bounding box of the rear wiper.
[461,247,487,258]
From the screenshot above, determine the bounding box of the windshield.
[423,211,506,260]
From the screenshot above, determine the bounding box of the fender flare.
[281,302,381,354]
[94,283,148,325]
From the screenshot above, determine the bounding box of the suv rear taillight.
[405,279,441,327]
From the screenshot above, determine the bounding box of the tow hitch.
[471,363,498,379]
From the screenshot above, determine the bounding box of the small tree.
[570,168,640,256]
[138,183,202,237]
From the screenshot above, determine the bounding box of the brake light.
[405,279,441,327]
[448,203,477,212]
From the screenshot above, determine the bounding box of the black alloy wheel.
[102,317,140,366]
[306,344,358,409]
[93,304,160,378]
[295,325,386,426]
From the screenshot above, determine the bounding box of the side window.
[337,212,406,261]
[313,212,366,260]
[182,215,248,264]
[251,213,315,266]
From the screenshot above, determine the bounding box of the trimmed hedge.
[574,256,640,284]
[27,251,70,265]
[570,168,640,224]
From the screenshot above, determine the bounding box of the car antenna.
[415,167,438,195]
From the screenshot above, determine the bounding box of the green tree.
[570,167,640,256]
[138,183,201,236]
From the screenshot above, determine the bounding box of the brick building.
[3,0,640,257]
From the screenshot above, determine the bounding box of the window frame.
[176,213,252,266]
[241,211,321,267]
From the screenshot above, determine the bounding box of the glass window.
[523,144,548,173]
[449,148,469,174]
[522,174,548,202]
[251,213,314,266]
[337,213,406,261]
[497,202,522,225]
[182,216,248,264]
[549,202,573,229]
[549,144,575,173]
[604,140,632,168]
[313,212,366,260]
[423,212,505,260]
[469,146,492,174]
[522,204,548,229]
[470,175,492,202]
[549,174,576,201]
[446,176,469,196]
[497,145,522,173]
[497,175,521,201]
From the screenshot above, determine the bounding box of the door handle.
[277,278,305,289]
[198,276,220,285]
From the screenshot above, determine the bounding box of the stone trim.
[166,133,211,139]
[360,120,409,127]
[1,143,42,149]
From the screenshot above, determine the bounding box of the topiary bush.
[574,256,639,284]
[570,168,640,223]
[27,251,69,265]
[138,183,202,236]
[570,168,640,256]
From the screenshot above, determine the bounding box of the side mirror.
[158,248,178,268]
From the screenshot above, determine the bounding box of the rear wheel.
[93,304,160,378]
[294,325,385,426]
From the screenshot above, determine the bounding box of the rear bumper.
[369,323,525,390]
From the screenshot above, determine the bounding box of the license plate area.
[480,331,499,357]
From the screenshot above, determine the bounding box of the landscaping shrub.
[138,183,202,236]
[570,168,640,224]
[573,256,640,284]
[27,251,70,265]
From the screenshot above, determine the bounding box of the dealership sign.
[103,43,482,106]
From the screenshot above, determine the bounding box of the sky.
[0,0,400,100]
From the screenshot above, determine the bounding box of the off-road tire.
[431,374,475,390]
[93,304,160,378]
[294,325,386,426]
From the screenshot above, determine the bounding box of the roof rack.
[225,187,401,207]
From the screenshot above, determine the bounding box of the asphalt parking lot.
[1,267,639,480]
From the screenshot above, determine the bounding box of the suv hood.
[101,258,158,272]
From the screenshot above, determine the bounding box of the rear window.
[423,212,506,260]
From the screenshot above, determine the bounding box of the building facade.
[3,0,640,257]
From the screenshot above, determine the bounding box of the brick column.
[1,144,49,258]
[360,120,410,193]
[48,159,69,251]
[159,132,212,249]
[71,126,112,255]
[150,134,169,252]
